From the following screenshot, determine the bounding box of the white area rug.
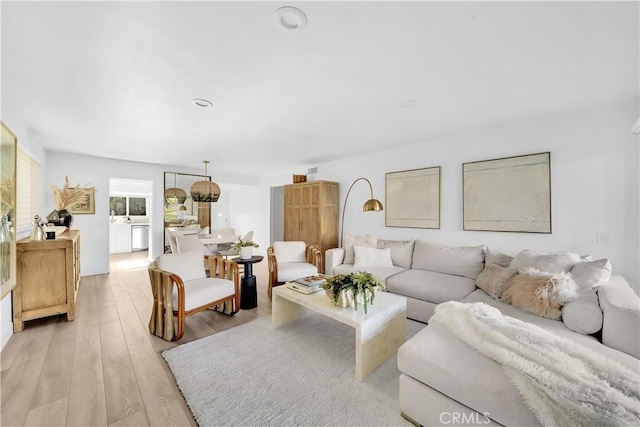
[163,314,424,426]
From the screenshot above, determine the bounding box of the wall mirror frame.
[1,121,17,299]
[163,172,212,253]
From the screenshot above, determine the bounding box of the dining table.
[198,234,240,245]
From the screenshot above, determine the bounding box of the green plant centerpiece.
[232,239,259,250]
[322,271,380,314]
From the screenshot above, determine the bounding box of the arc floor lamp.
[340,177,384,247]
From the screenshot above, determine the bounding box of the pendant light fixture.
[190,160,221,202]
[164,173,187,205]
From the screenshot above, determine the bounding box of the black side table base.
[240,276,258,310]
[232,255,263,310]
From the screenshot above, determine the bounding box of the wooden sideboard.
[13,230,80,332]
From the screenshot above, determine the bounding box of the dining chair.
[148,252,240,341]
[176,234,215,254]
[219,230,254,259]
[167,229,198,253]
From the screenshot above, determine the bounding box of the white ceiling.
[2,1,638,176]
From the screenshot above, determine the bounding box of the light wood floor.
[1,251,272,426]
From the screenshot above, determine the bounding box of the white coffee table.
[272,285,407,381]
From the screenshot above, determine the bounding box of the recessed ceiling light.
[274,6,308,31]
[192,98,213,108]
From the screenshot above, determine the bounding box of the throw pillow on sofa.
[343,235,377,264]
[509,249,582,274]
[561,288,603,335]
[475,264,517,300]
[570,258,612,290]
[377,239,414,269]
[353,246,394,269]
[485,247,513,268]
[502,267,579,320]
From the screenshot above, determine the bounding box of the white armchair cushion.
[277,262,318,283]
[273,241,307,263]
[172,277,235,311]
[157,251,206,282]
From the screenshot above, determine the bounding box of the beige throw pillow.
[509,250,582,273]
[502,268,579,320]
[570,258,612,290]
[485,247,513,268]
[475,264,517,300]
[343,235,377,264]
[353,246,394,269]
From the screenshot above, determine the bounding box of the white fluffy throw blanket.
[432,301,640,427]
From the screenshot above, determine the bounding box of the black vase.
[47,209,73,229]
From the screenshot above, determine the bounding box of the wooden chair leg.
[173,312,185,341]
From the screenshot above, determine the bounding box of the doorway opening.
[109,178,153,258]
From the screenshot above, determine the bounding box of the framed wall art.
[68,190,95,214]
[463,152,551,233]
[1,121,17,299]
[386,166,440,229]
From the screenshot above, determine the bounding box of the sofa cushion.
[343,235,377,264]
[353,246,393,269]
[398,292,640,427]
[398,319,542,427]
[412,240,486,279]
[570,258,612,290]
[485,247,513,268]
[475,264,517,300]
[377,239,415,269]
[562,289,603,335]
[386,269,476,304]
[509,249,582,273]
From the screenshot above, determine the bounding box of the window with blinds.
[16,148,42,232]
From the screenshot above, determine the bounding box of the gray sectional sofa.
[325,237,640,426]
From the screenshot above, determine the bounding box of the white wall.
[312,101,640,294]
[45,152,268,275]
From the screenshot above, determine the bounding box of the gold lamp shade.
[164,187,187,204]
[363,198,383,212]
[190,160,221,202]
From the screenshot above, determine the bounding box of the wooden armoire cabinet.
[13,230,81,332]
[284,180,339,256]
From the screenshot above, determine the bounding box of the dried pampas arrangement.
[50,176,96,210]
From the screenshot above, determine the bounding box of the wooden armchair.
[148,252,240,341]
[267,241,322,299]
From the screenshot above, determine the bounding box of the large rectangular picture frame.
[68,190,95,214]
[463,152,551,233]
[1,121,17,299]
[385,166,441,229]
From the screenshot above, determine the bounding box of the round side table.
[232,255,264,310]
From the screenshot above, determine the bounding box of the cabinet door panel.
[19,250,67,310]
